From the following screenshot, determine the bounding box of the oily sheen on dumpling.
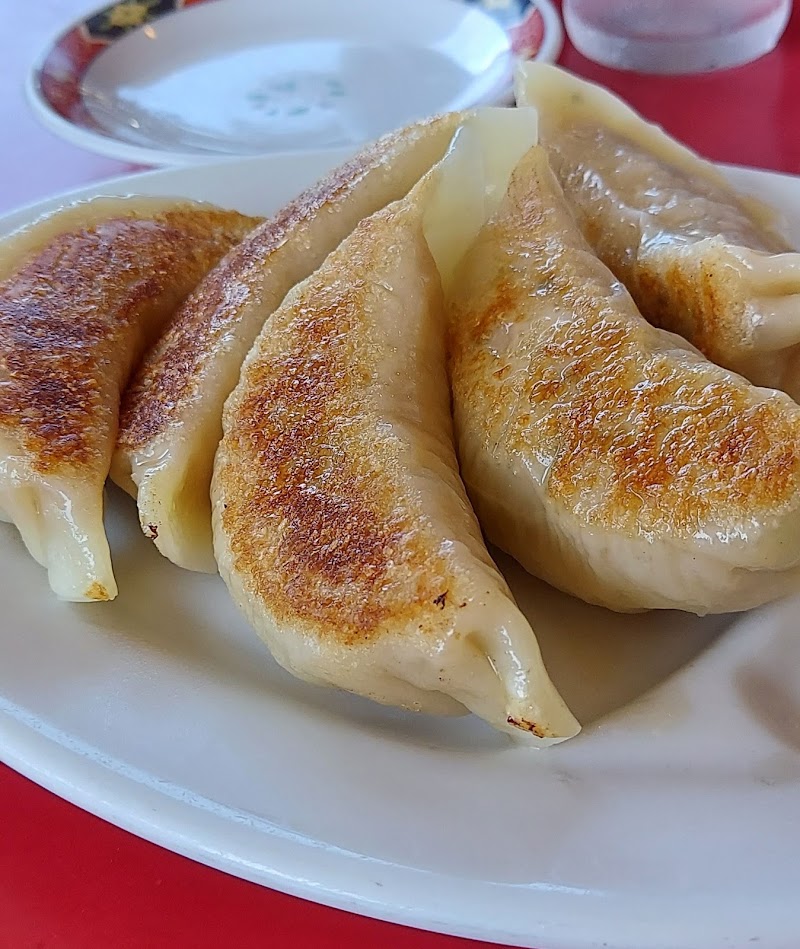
[447,143,800,615]
[212,110,579,743]
[515,63,800,400]
[0,196,258,601]
[112,113,464,573]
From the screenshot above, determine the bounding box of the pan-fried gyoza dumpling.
[515,63,800,399]
[113,113,465,574]
[212,110,579,743]
[447,143,800,616]
[0,197,258,601]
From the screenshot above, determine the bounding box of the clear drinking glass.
[563,0,792,73]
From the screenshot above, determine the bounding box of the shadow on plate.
[734,608,800,755]
[63,489,733,750]
[496,551,731,726]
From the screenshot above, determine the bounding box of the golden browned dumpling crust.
[448,145,800,614]
[516,63,800,400]
[113,113,463,574]
[213,111,578,741]
[0,196,258,600]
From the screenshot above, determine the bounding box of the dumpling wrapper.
[113,113,464,574]
[447,143,800,615]
[515,63,800,399]
[212,110,579,743]
[0,197,258,601]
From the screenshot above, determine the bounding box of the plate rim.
[5,693,795,949]
[25,0,563,167]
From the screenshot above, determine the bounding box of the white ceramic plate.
[2,154,800,949]
[26,0,562,165]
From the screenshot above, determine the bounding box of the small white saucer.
[27,0,563,166]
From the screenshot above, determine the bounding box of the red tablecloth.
[2,3,799,948]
